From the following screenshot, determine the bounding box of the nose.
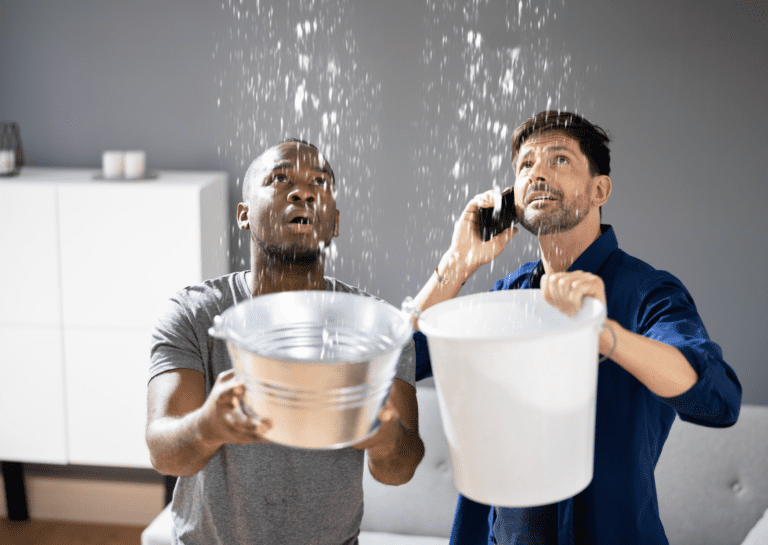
[528,157,547,182]
[287,182,315,203]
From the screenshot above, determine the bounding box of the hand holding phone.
[478,189,516,242]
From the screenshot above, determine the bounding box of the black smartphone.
[478,189,516,242]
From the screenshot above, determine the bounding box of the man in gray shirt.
[146,139,424,545]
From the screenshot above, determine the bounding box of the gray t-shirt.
[149,271,416,545]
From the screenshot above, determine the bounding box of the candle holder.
[0,122,25,176]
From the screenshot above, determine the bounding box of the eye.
[270,173,288,184]
[554,155,569,165]
[519,160,533,171]
[312,177,329,188]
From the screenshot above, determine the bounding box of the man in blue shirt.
[411,111,741,544]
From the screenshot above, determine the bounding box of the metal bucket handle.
[599,321,617,363]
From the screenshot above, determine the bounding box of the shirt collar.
[567,224,618,275]
[524,224,618,289]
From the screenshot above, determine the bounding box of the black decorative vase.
[0,122,25,176]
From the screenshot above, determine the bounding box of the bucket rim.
[214,290,413,364]
[418,289,606,341]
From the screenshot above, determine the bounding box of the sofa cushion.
[741,507,768,545]
[655,405,768,545]
[141,502,172,545]
[359,531,449,545]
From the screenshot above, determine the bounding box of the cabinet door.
[0,326,68,463]
[57,184,203,329]
[0,184,62,326]
[64,328,152,468]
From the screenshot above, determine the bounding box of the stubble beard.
[252,228,338,267]
[519,192,592,237]
[254,236,324,266]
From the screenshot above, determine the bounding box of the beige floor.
[0,518,144,545]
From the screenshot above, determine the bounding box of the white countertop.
[2,166,227,188]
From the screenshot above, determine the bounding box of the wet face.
[513,131,596,236]
[239,142,339,264]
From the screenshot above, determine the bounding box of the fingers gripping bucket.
[418,290,606,507]
[209,291,413,449]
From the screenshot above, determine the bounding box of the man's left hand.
[352,394,402,460]
[541,271,607,318]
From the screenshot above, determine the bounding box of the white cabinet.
[0,181,62,326]
[0,168,229,468]
[0,326,68,464]
[64,329,153,467]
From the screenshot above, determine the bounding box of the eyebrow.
[272,162,332,176]
[519,144,573,159]
[517,144,575,166]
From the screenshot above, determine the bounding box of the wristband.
[435,266,466,286]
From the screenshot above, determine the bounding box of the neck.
[538,213,602,274]
[247,243,327,297]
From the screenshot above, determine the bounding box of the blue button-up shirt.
[414,225,742,544]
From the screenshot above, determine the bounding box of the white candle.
[102,151,125,179]
[0,149,15,174]
[124,150,146,179]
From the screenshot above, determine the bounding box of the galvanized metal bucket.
[209,290,412,449]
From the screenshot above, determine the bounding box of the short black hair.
[511,111,611,177]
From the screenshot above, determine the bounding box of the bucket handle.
[599,321,617,363]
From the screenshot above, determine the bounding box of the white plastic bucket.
[418,289,606,507]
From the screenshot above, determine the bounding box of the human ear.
[592,175,612,207]
[333,209,340,238]
[236,202,250,230]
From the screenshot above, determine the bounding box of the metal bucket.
[208,290,412,449]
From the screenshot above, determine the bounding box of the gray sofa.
[142,387,768,544]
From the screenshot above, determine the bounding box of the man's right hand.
[410,188,517,332]
[199,369,272,447]
[148,366,271,476]
[440,188,517,283]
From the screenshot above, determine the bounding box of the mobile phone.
[478,189,516,242]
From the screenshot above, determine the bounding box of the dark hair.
[510,111,611,177]
[243,138,336,200]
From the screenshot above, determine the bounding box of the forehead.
[261,142,329,172]
[518,130,582,156]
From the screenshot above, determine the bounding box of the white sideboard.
[0,168,229,469]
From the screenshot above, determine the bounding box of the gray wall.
[1,0,766,405]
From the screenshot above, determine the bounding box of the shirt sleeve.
[413,331,433,381]
[636,277,742,427]
[395,336,417,387]
[149,295,206,383]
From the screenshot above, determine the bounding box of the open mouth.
[528,195,556,204]
[289,217,311,225]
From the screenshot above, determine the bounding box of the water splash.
[214,0,382,292]
[408,0,582,293]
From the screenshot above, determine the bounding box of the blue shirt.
[414,225,742,545]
